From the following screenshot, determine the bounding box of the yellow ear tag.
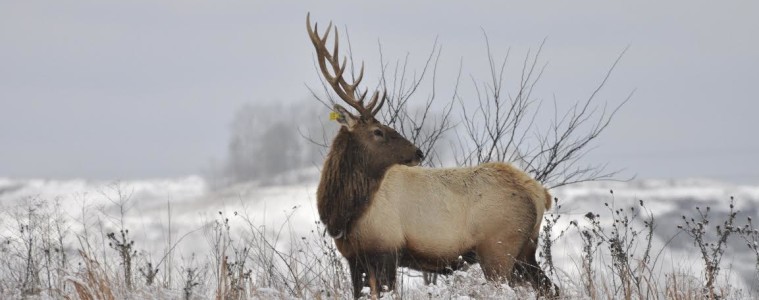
[329,111,341,121]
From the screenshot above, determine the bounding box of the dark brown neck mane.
[317,128,384,238]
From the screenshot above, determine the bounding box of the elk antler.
[307,13,386,118]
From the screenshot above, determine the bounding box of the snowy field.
[1,170,758,298]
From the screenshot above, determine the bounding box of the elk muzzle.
[405,148,424,166]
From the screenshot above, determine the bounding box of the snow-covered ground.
[1,170,757,297]
[550,179,759,294]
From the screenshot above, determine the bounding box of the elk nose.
[415,149,425,161]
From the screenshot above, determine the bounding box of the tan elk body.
[339,163,549,262]
[308,14,556,299]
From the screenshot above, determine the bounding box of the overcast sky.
[1,1,758,183]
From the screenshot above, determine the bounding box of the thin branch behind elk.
[456,35,632,189]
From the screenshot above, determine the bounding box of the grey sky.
[1,1,758,183]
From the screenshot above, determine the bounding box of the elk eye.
[373,129,384,137]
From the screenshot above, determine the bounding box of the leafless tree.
[375,38,457,168]
[222,102,326,186]
[454,32,632,189]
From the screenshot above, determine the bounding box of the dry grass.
[1,189,756,299]
[67,251,115,300]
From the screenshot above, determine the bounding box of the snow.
[1,172,758,298]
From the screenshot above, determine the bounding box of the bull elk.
[307,14,557,299]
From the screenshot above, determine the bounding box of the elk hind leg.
[477,238,522,283]
[515,233,559,297]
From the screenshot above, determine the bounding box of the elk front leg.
[347,256,367,299]
[363,253,398,299]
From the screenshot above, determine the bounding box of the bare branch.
[456,36,631,188]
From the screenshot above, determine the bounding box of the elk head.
[307,14,423,178]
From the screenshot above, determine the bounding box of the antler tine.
[358,88,369,104]
[307,13,385,118]
[366,90,387,116]
[366,91,380,112]
[307,14,368,115]
[306,13,333,50]
[350,62,366,106]
[332,29,367,107]
[354,62,365,94]
[373,90,387,115]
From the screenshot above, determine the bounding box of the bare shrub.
[539,197,566,279]
[105,230,136,290]
[138,258,159,287]
[571,191,658,299]
[375,38,456,168]
[0,197,70,298]
[204,211,235,299]
[734,215,759,285]
[678,197,739,298]
[181,257,204,300]
[6,198,44,296]
[453,34,631,189]
[98,184,139,291]
[236,207,352,298]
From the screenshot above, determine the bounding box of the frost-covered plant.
[734,216,759,282]
[568,190,658,299]
[678,196,738,298]
[540,196,566,279]
[1,197,70,298]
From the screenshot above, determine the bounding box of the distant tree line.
[218,101,333,185]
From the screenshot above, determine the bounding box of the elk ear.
[332,104,359,130]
